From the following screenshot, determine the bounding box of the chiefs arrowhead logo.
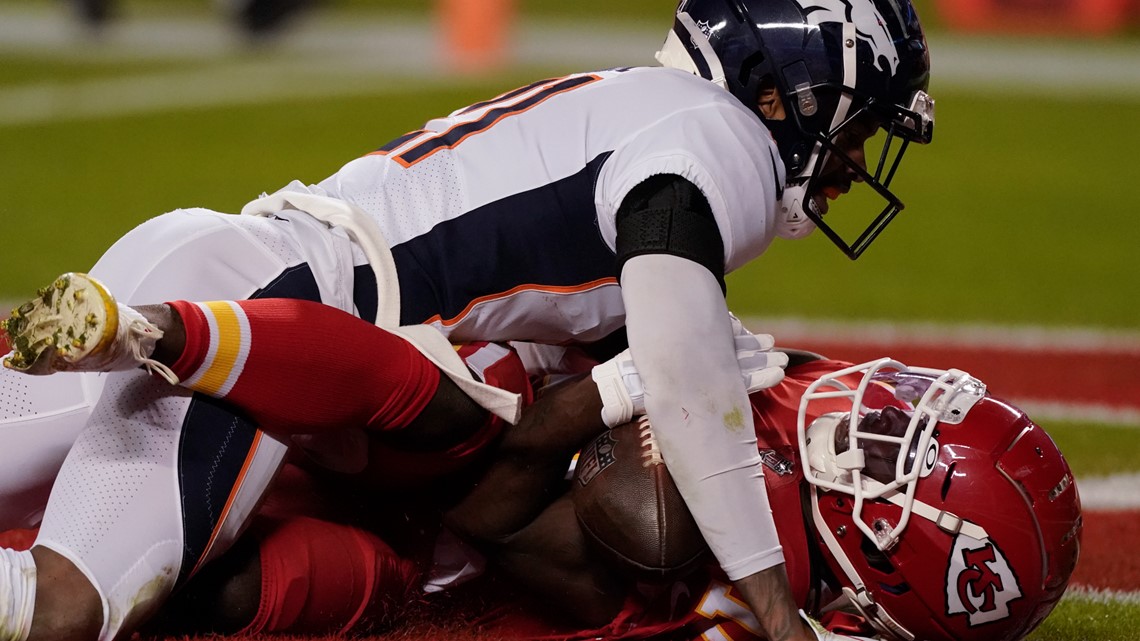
[945,534,1022,626]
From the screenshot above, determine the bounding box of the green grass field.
[1,3,1138,640]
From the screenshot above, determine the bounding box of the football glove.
[591,314,788,428]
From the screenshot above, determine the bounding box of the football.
[571,417,708,579]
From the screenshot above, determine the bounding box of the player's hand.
[591,314,788,428]
[728,312,788,393]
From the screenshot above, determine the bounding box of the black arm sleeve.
[614,174,726,294]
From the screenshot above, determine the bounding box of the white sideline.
[1077,473,1140,511]
[1064,585,1140,606]
[744,316,1140,354]
[2,6,1140,126]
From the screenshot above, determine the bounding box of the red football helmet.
[797,359,1082,641]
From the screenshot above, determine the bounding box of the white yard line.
[1076,472,1140,511]
[1016,401,1140,429]
[744,316,1140,354]
[1064,585,1140,605]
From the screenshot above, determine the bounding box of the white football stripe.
[1017,401,1140,429]
[1063,585,1140,605]
[745,316,1140,354]
[1076,473,1140,511]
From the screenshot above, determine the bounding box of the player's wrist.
[591,353,638,428]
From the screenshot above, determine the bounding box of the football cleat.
[2,272,178,383]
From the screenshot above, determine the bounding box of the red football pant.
[241,514,421,635]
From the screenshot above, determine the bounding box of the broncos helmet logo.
[945,534,1023,626]
[795,0,900,74]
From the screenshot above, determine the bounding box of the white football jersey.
[317,66,785,345]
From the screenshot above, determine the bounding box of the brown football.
[571,417,708,579]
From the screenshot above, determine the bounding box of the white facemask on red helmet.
[797,359,1082,641]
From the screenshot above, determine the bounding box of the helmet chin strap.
[774,182,817,240]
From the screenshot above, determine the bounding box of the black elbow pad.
[614,174,726,293]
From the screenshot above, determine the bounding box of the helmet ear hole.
[860,532,896,574]
[739,52,768,89]
[940,462,956,501]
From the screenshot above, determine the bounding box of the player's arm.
[442,374,630,626]
[615,175,810,641]
[443,373,604,543]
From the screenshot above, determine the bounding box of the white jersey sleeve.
[594,81,786,273]
[621,254,783,580]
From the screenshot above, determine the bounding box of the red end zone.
[1072,511,1140,592]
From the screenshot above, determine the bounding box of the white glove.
[728,312,788,393]
[591,314,789,428]
[801,610,881,641]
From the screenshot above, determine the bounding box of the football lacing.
[638,415,664,467]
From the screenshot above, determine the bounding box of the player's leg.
[163,298,468,437]
[3,208,363,641]
[0,368,97,530]
[444,373,603,542]
[150,514,421,636]
[4,286,488,449]
[6,508,427,640]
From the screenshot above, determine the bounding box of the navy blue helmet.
[657,0,935,258]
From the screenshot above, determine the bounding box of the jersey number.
[372,74,602,168]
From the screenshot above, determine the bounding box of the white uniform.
[6,66,787,639]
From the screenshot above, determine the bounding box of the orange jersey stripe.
[423,277,618,328]
[188,429,266,578]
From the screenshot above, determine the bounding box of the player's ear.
[756,79,785,121]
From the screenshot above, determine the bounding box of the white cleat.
[2,272,177,383]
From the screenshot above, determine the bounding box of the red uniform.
[476,359,867,641]
[0,293,862,639]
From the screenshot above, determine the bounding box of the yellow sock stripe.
[183,301,251,398]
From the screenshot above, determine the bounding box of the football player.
[446,357,1081,641]
[0,0,935,639]
[2,287,1078,641]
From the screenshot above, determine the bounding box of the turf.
[724,87,1140,329]
[0,77,533,297]
[0,54,197,87]
[1027,590,1140,641]
[1,7,1137,641]
[1044,421,1140,477]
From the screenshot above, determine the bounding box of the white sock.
[0,548,36,641]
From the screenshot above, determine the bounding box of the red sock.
[241,516,421,635]
[166,299,440,434]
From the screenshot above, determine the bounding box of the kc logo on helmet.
[945,534,1022,626]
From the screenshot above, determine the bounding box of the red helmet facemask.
[797,359,1082,641]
